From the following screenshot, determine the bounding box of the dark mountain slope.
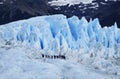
[0,0,120,27]
[0,0,56,24]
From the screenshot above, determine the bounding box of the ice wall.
[0,14,120,58]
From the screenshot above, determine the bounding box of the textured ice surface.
[0,47,120,79]
[0,14,120,57]
[0,14,120,76]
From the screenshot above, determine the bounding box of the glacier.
[0,14,120,78]
[0,14,120,57]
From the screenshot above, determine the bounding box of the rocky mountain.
[49,0,120,27]
[0,0,120,27]
[0,0,56,24]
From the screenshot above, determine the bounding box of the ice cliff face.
[0,14,120,59]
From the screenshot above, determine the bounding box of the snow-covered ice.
[0,14,120,79]
[0,47,120,79]
[0,14,120,58]
[48,0,93,6]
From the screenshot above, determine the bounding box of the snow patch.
[48,0,93,6]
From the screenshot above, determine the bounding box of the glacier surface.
[0,14,120,78]
[0,47,120,79]
[0,14,120,57]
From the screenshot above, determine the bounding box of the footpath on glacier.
[0,14,120,79]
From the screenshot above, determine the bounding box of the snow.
[88,3,99,9]
[0,14,120,78]
[0,47,120,79]
[0,2,3,4]
[48,0,93,6]
[0,48,62,79]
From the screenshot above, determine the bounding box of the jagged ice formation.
[0,14,120,57]
[1,14,120,74]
